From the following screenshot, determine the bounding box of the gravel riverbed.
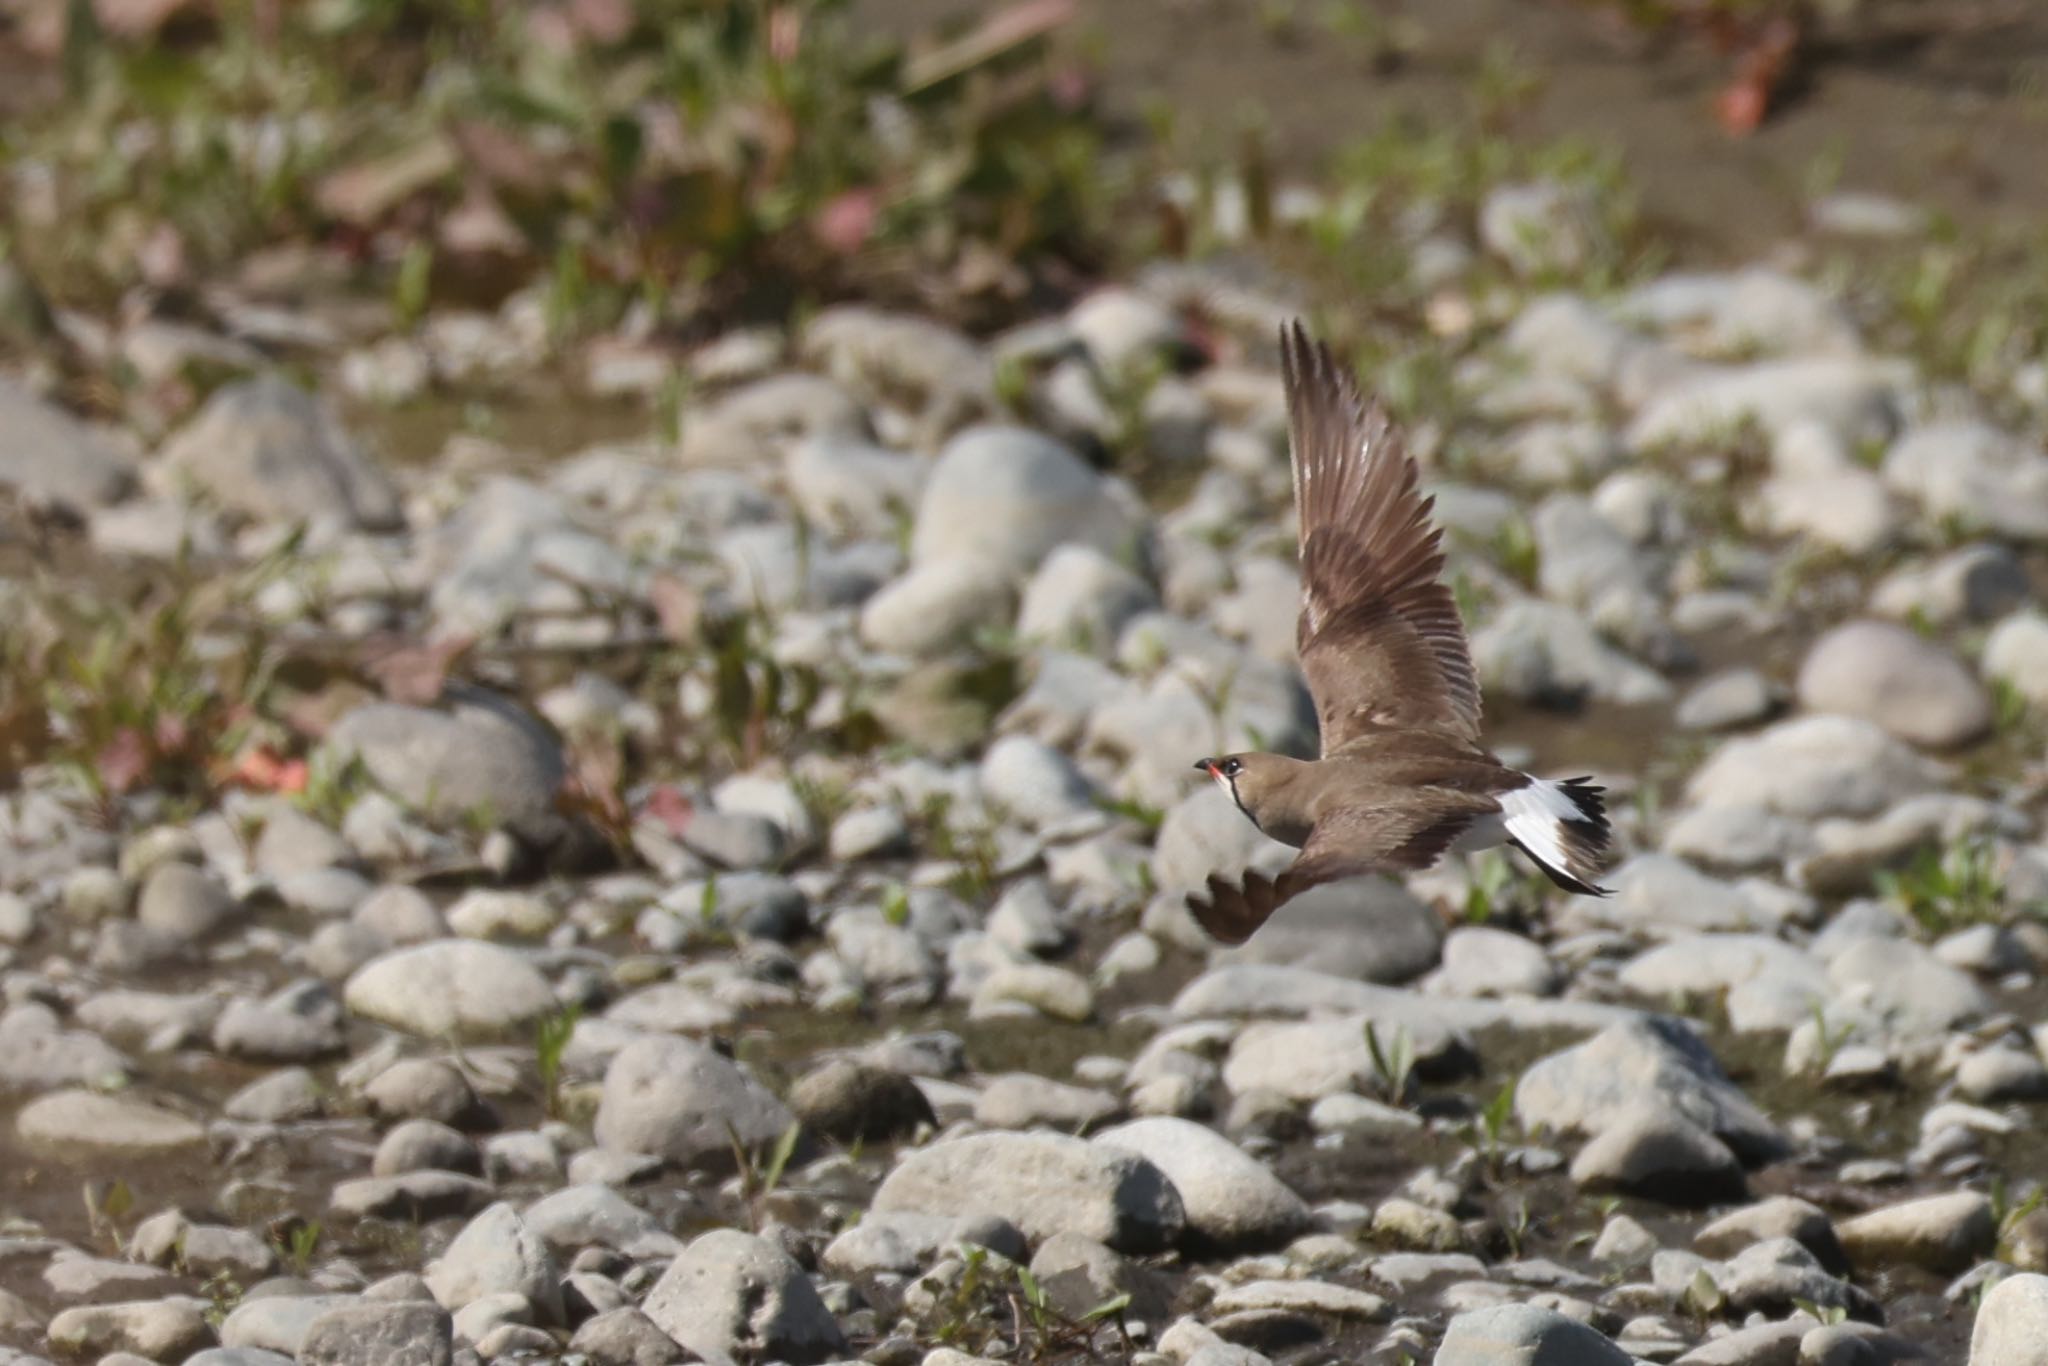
[8,185,2048,1365]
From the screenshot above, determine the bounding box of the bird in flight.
[1188,321,1613,945]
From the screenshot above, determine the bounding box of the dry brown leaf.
[361,632,477,707]
[440,186,529,261]
[647,574,702,644]
[315,137,460,227]
[450,121,556,196]
[569,0,635,45]
[93,0,205,40]
[282,680,376,741]
[901,0,1076,94]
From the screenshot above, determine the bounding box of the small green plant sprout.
[1448,569,1489,631]
[1806,999,1843,1074]
[274,1218,322,1277]
[1499,1194,1533,1258]
[292,751,370,827]
[392,238,434,331]
[81,1178,133,1254]
[1874,835,2006,933]
[1014,1263,1055,1342]
[1463,850,1515,924]
[926,1242,996,1349]
[1993,1175,2046,1244]
[198,1268,244,1330]
[1010,1262,1134,1363]
[728,1120,803,1232]
[1683,1266,1725,1321]
[919,1239,1133,1360]
[881,884,911,928]
[1097,794,1164,833]
[1364,1020,1418,1105]
[1992,676,2032,734]
[1474,1078,1518,1172]
[534,1003,583,1120]
[1488,516,1540,587]
[1792,1297,1849,1327]
[701,612,826,770]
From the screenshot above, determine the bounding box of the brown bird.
[1187,321,1613,945]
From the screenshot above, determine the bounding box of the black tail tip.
[1522,775,1614,897]
[1555,776,1610,829]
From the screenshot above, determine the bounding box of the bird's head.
[1194,753,1264,814]
[1193,751,1307,815]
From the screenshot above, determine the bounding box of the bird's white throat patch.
[1212,768,1257,829]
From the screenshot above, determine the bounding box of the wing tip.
[1186,870,1276,946]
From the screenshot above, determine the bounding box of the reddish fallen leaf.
[813,188,880,257]
[1715,16,1799,138]
[640,784,695,839]
[226,746,309,794]
[96,728,151,796]
[1715,79,1768,136]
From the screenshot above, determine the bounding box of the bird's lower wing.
[1187,870,1291,946]
[1187,797,1493,945]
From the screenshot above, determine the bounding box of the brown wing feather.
[1186,793,1496,945]
[1281,322,1481,754]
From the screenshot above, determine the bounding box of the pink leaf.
[96,728,150,795]
[641,784,695,839]
[814,188,880,257]
[768,4,802,63]
[153,713,190,756]
[228,746,308,794]
[570,0,634,45]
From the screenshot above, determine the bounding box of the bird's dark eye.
[1221,758,1242,777]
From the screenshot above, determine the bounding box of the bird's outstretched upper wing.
[1281,321,1481,755]
[1186,793,1497,945]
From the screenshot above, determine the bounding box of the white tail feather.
[1501,775,1611,895]
[1500,781,1578,874]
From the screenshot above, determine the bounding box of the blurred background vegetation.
[2,0,2046,447]
[0,0,2045,844]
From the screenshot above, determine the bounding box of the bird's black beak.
[1193,758,1215,773]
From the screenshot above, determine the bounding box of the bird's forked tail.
[1501,775,1612,896]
